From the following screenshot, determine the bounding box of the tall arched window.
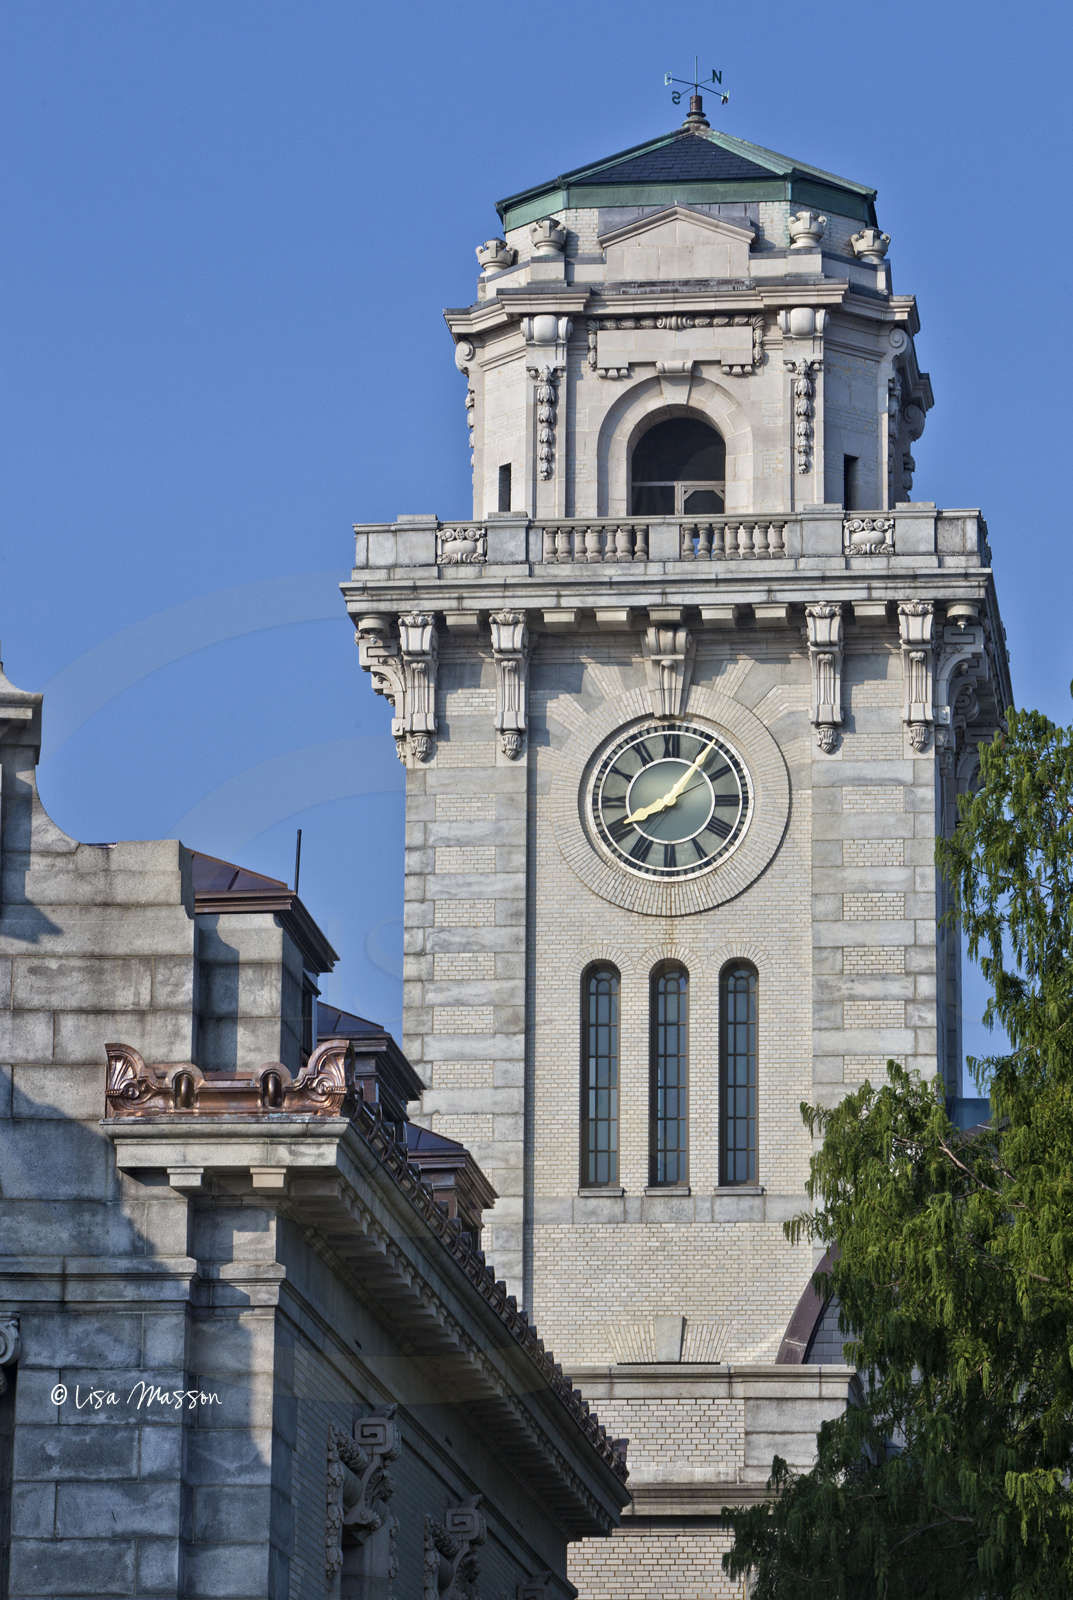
[631,417,726,516]
[581,965,620,1187]
[650,964,688,1186]
[721,964,758,1185]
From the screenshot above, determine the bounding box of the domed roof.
[496,105,878,232]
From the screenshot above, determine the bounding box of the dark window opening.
[498,463,512,513]
[301,975,319,1061]
[650,964,688,1185]
[581,965,620,1187]
[843,455,860,511]
[721,963,757,1185]
[631,418,726,517]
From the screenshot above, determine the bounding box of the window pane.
[582,968,619,1186]
[650,966,688,1186]
[683,487,725,514]
[632,483,675,516]
[632,419,726,482]
[722,966,757,1185]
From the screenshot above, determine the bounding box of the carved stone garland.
[589,312,765,380]
[0,1315,20,1396]
[423,1496,486,1600]
[355,613,439,764]
[897,601,935,752]
[641,626,695,718]
[786,359,821,474]
[527,364,560,480]
[489,610,530,759]
[805,603,844,753]
[887,372,902,506]
[325,1406,402,1588]
[844,517,895,556]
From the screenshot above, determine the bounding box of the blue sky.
[1,0,1069,1054]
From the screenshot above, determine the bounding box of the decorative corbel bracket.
[897,601,935,751]
[933,608,988,756]
[805,603,844,752]
[423,1495,486,1600]
[489,610,530,759]
[641,626,695,718]
[355,612,438,765]
[0,1315,20,1395]
[326,1406,402,1581]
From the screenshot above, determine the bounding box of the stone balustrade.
[679,518,790,559]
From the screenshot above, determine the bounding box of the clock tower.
[343,100,1011,1594]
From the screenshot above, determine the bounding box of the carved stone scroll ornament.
[898,601,935,751]
[104,1039,358,1120]
[641,626,695,718]
[357,614,439,764]
[933,609,989,757]
[326,1407,402,1583]
[527,364,560,479]
[489,610,530,759]
[844,516,895,555]
[786,359,821,474]
[423,1496,486,1600]
[437,527,487,565]
[0,1315,20,1396]
[805,604,844,753]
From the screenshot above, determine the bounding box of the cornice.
[105,1096,629,1534]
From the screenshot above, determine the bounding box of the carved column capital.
[326,1405,401,1582]
[641,626,695,718]
[805,602,844,752]
[424,1495,486,1600]
[489,610,530,759]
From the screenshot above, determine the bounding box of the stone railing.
[541,522,649,562]
[679,518,790,559]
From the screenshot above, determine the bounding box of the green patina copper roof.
[495,122,879,231]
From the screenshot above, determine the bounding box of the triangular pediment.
[597,205,755,250]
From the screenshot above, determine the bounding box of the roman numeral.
[705,760,730,781]
[663,842,677,869]
[691,838,708,861]
[704,817,732,842]
[629,834,653,863]
[711,794,740,807]
[635,741,654,766]
[663,733,680,759]
[608,817,634,843]
[602,795,627,812]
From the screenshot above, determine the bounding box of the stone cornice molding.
[104,1103,629,1532]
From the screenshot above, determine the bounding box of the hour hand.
[624,790,674,826]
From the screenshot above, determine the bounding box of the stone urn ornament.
[476,239,515,272]
[788,210,827,249]
[850,227,891,264]
[529,219,567,256]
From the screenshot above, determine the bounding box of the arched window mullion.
[580,965,620,1188]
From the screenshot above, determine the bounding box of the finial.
[664,57,728,129]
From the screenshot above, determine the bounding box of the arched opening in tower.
[630,416,726,516]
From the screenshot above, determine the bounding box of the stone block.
[184,1428,275,1486]
[192,1484,273,1543]
[137,1537,182,1595]
[0,1011,54,1064]
[15,1423,139,1480]
[10,1536,136,1596]
[184,1542,272,1598]
[13,955,152,1012]
[11,1481,56,1537]
[10,1065,104,1120]
[138,1423,184,1479]
[574,1193,625,1225]
[56,1480,181,1537]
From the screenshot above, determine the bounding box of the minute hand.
[623,736,721,825]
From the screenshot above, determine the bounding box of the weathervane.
[664,57,729,109]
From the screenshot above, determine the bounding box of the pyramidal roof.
[496,113,878,232]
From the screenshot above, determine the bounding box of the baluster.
[738,522,754,558]
[768,522,785,557]
[710,521,726,558]
[681,523,697,559]
[696,523,713,559]
[614,524,633,560]
[633,524,648,561]
[752,521,769,557]
[555,527,572,562]
[543,527,557,563]
[723,521,739,558]
[585,525,603,563]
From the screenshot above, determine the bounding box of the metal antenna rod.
[294,828,302,896]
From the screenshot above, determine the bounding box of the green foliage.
[724,707,1073,1598]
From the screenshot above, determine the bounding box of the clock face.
[589,720,751,880]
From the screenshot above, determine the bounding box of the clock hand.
[623,736,723,825]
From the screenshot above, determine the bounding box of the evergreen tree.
[724,705,1073,1598]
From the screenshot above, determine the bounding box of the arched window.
[650,964,688,1186]
[581,965,620,1187]
[721,964,758,1185]
[631,417,726,517]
